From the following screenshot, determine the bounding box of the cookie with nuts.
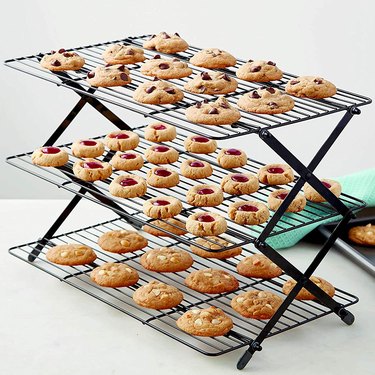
[303,179,342,203]
[176,306,233,337]
[110,151,144,171]
[141,55,192,79]
[144,122,177,143]
[228,201,270,225]
[190,48,236,69]
[46,244,97,266]
[87,64,131,87]
[31,146,69,167]
[140,247,193,273]
[236,60,283,82]
[71,139,105,158]
[184,135,217,154]
[144,144,179,164]
[237,254,282,279]
[40,48,85,71]
[98,230,148,253]
[282,276,335,300]
[231,290,283,319]
[180,159,213,180]
[109,174,147,199]
[102,44,145,65]
[285,76,337,99]
[221,173,259,195]
[146,167,179,188]
[91,262,139,288]
[184,71,238,95]
[143,196,183,219]
[348,224,375,246]
[104,130,139,152]
[217,148,247,169]
[186,212,227,236]
[186,97,241,126]
[133,78,183,104]
[268,189,306,213]
[237,87,294,114]
[143,32,189,54]
[190,237,242,259]
[186,184,224,207]
[72,159,112,182]
[142,218,187,237]
[258,163,294,185]
[185,268,239,294]
[133,280,184,309]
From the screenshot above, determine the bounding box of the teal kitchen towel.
[266,168,375,250]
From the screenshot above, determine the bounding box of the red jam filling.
[119,178,138,187]
[238,204,259,212]
[152,124,167,130]
[276,192,288,200]
[197,188,214,195]
[225,148,241,156]
[192,136,209,143]
[41,146,60,154]
[80,140,97,146]
[189,161,204,168]
[197,214,215,222]
[231,174,249,183]
[109,133,129,139]
[120,153,137,160]
[83,161,103,169]
[153,146,170,152]
[322,181,332,189]
[268,167,284,174]
[154,169,172,177]
[152,200,170,206]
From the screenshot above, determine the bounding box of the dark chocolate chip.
[164,88,176,94]
[63,52,73,58]
[195,102,202,108]
[268,102,279,108]
[87,71,95,79]
[199,86,206,93]
[208,108,219,115]
[314,78,323,84]
[266,87,276,94]
[267,61,276,66]
[161,32,170,39]
[220,102,230,109]
[203,99,209,103]
[120,73,128,81]
[105,63,112,67]
[58,48,66,54]
[221,73,231,81]
[118,65,126,71]
[51,60,61,67]
[159,63,170,70]
[153,54,161,59]
[290,80,300,85]
[146,86,156,93]
[248,59,254,63]
[153,77,160,81]
[250,91,261,99]
[250,65,262,73]
[126,49,134,55]
[174,32,180,37]
[201,72,212,80]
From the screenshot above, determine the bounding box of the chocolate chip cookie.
[285,76,337,99]
[102,44,145,65]
[143,32,189,54]
[141,55,192,79]
[236,60,283,82]
[190,48,236,69]
[91,262,139,288]
[98,229,148,253]
[237,254,282,279]
[40,49,85,71]
[87,64,131,87]
[46,244,97,266]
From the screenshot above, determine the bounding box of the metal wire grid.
[6,129,366,253]
[4,35,371,141]
[9,217,359,356]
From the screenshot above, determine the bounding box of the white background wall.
[1,0,374,199]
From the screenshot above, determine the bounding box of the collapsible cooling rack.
[4,34,372,370]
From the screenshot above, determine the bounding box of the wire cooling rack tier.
[4,34,371,140]
[6,128,365,253]
[9,217,359,356]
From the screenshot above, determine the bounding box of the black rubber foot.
[339,308,355,325]
[237,350,253,370]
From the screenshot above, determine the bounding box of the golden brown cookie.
[220,173,259,195]
[91,262,139,288]
[190,237,242,259]
[109,174,147,198]
[143,32,189,54]
[236,59,283,82]
[285,76,337,99]
[231,290,283,319]
[72,159,112,182]
[184,135,217,154]
[144,144,179,164]
[186,185,224,207]
[46,244,97,266]
[303,179,342,203]
[133,280,184,309]
[140,247,193,272]
[348,224,375,246]
[31,146,69,167]
[228,201,270,225]
[190,48,236,69]
[237,254,282,279]
[282,276,335,300]
[110,151,144,171]
[144,122,177,143]
[102,44,145,65]
[142,218,187,237]
[176,306,233,337]
[258,164,294,185]
[40,49,85,71]
[103,130,139,151]
[146,167,179,188]
[185,268,239,294]
[217,148,247,169]
[87,64,131,87]
[98,229,148,253]
[71,139,105,158]
[140,55,192,79]
[186,212,227,236]
[143,196,183,219]
[268,189,306,213]
[180,159,213,180]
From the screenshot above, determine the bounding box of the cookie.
[190,237,242,259]
[133,78,184,105]
[141,55,192,79]
[144,144,179,164]
[140,247,193,272]
[102,44,145,65]
[143,196,183,219]
[282,276,335,300]
[184,71,238,95]
[91,262,139,288]
[104,130,139,152]
[146,167,179,188]
[142,218,187,237]
[31,146,69,167]
[110,151,144,171]
[228,201,270,225]
[186,184,224,207]
[71,139,105,158]
[190,48,236,69]
[143,32,189,54]
[176,306,233,337]
[220,173,259,195]
[133,280,184,309]
[46,244,96,266]
[186,212,227,236]
[303,179,342,203]
[144,122,177,143]
[186,97,241,126]
[285,76,337,99]
[258,163,294,185]
[237,87,294,114]
[109,174,147,198]
[185,268,239,294]
[98,229,148,253]
[87,64,131,87]
[217,148,247,169]
[237,254,282,279]
[40,49,85,71]
[268,189,306,213]
[184,135,217,154]
[72,159,112,182]
[180,159,213,180]
[231,290,283,319]
[348,224,375,246]
[236,60,283,82]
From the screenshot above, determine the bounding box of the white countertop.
[1,200,374,375]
